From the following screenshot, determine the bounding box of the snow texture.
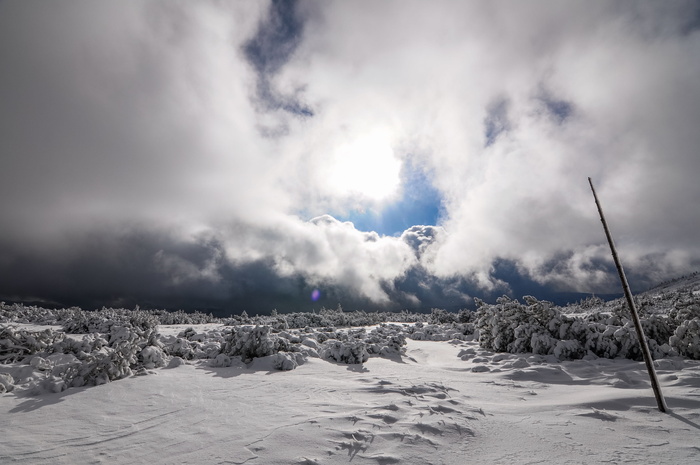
[1,281,700,463]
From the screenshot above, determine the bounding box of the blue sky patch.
[339,158,443,236]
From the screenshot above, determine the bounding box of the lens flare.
[311,289,321,301]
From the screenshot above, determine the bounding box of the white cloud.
[218,215,417,303]
[281,0,700,291]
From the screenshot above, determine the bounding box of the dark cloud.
[243,0,313,118]
[0,228,225,311]
[0,223,441,315]
[537,89,574,124]
[484,98,511,147]
[244,0,304,76]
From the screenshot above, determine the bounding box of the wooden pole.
[588,177,668,413]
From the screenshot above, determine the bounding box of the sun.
[327,132,402,202]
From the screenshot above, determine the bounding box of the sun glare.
[328,133,402,202]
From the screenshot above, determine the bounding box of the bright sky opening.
[327,132,402,202]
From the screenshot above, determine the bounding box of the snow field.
[2,287,700,464]
[1,335,699,464]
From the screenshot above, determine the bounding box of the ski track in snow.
[2,330,700,464]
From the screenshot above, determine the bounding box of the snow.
[1,326,699,464]
[3,283,700,464]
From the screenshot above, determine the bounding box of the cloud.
[1,1,699,312]
[285,0,700,292]
[0,217,419,314]
[0,1,279,238]
[220,214,418,304]
[243,0,314,120]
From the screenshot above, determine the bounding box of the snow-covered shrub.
[271,352,304,370]
[108,325,140,345]
[314,329,342,344]
[528,332,559,356]
[457,309,477,323]
[71,352,123,386]
[163,337,196,360]
[301,337,319,350]
[210,353,231,367]
[56,332,108,358]
[152,309,220,325]
[163,327,224,360]
[222,325,290,363]
[429,308,457,324]
[363,324,407,356]
[54,306,219,333]
[612,323,643,360]
[128,311,159,331]
[416,323,440,341]
[177,327,198,340]
[225,306,426,330]
[553,340,585,360]
[572,295,606,311]
[320,340,369,364]
[198,340,223,359]
[29,355,52,371]
[167,356,186,368]
[642,315,675,349]
[0,303,80,325]
[66,344,136,387]
[407,322,473,341]
[476,296,545,352]
[364,324,406,357]
[270,316,289,331]
[0,326,64,363]
[669,303,700,325]
[670,318,700,359]
[139,346,167,369]
[583,325,621,359]
[277,330,303,344]
[46,353,81,379]
[475,295,680,361]
[0,372,15,393]
[51,324,159,387]
[62,308,120,334]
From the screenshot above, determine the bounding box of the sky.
[1,0,700,315]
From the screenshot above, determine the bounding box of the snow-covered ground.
[2,326,699,465]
